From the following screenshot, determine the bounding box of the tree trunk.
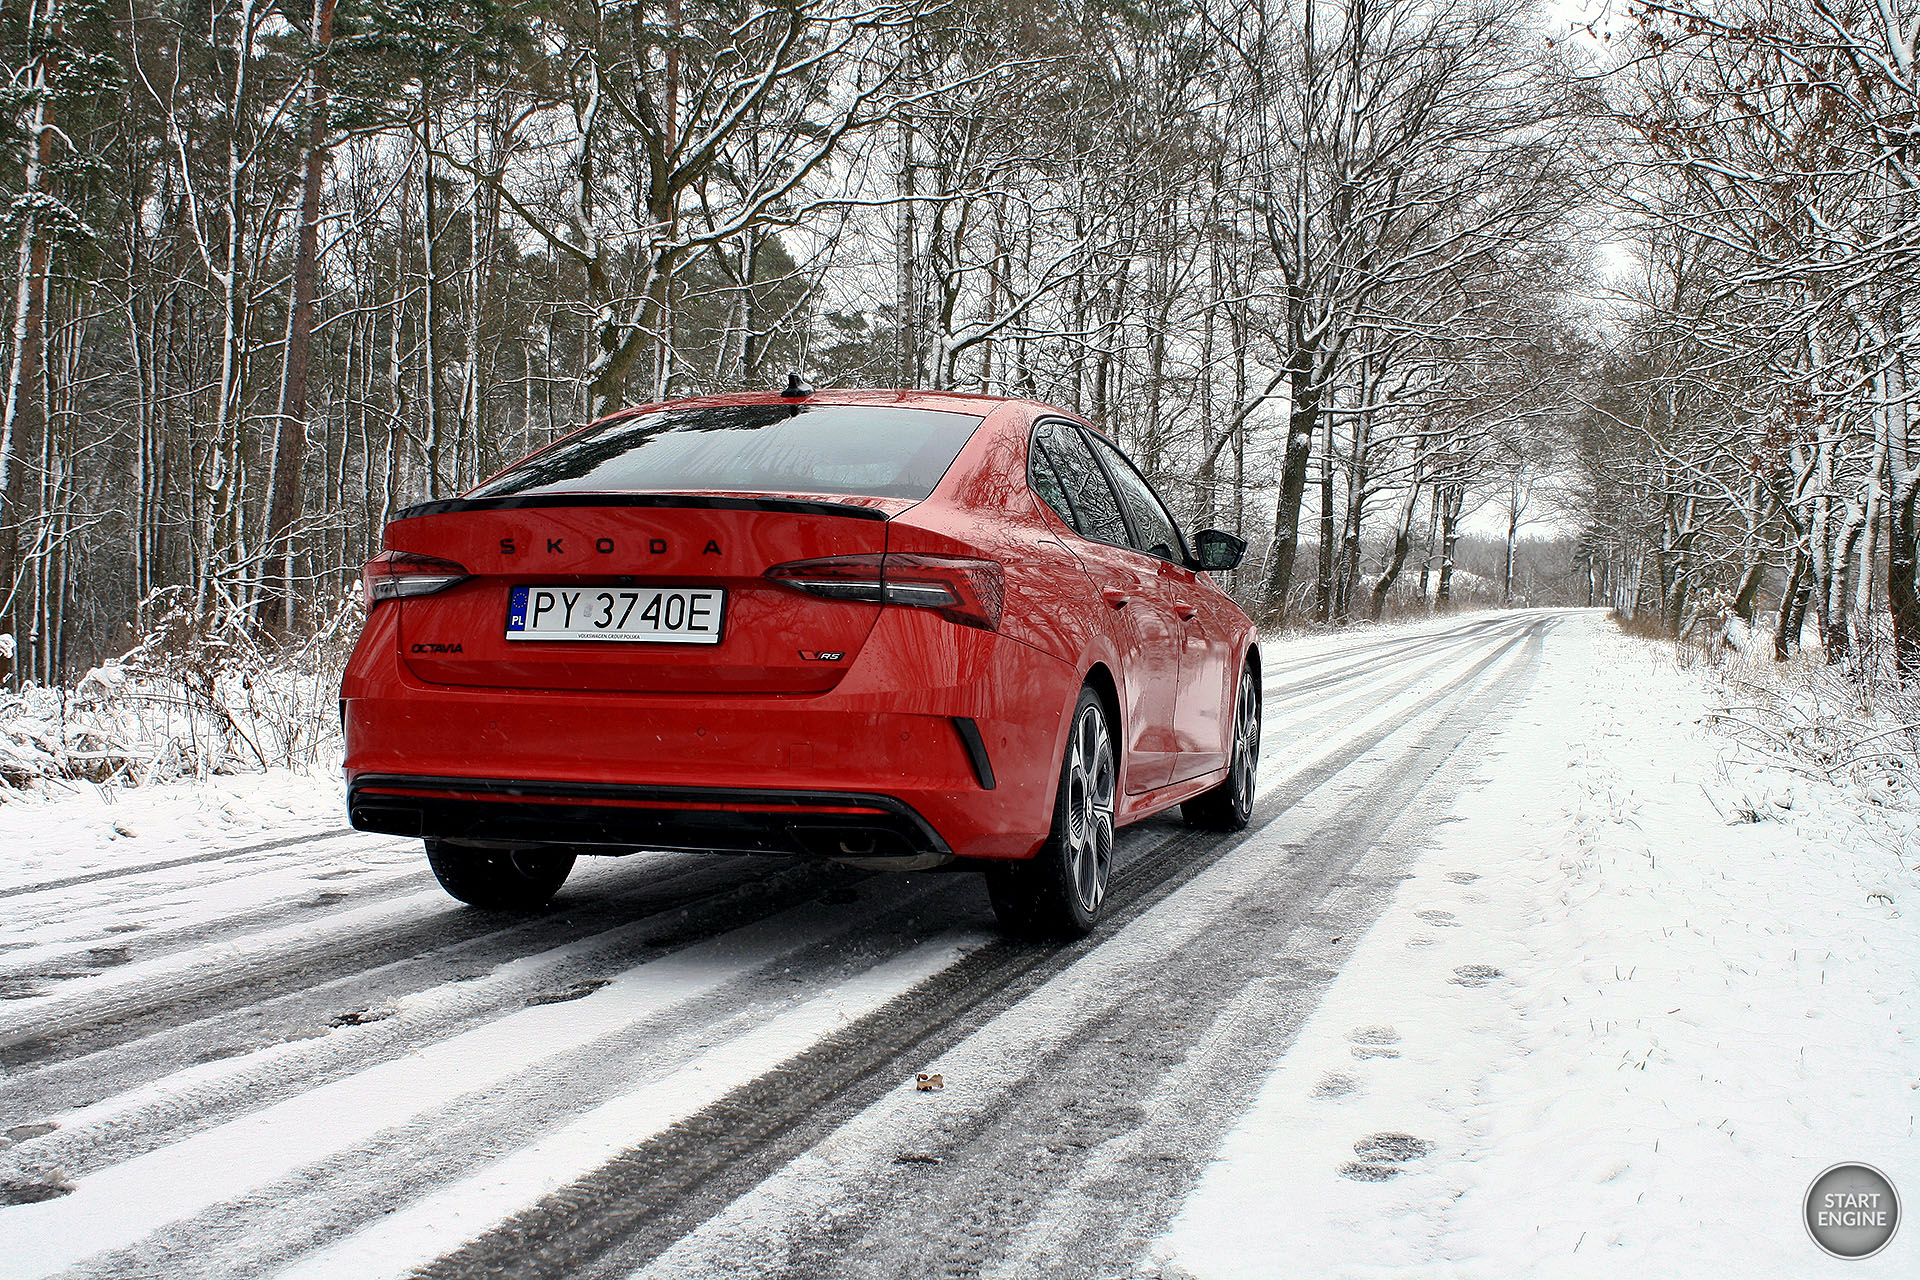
[1370,471,1423,621]
[1775,550,1809,660]
[1369,501,1418,619]
[896,115,918,387]
[1196,230,1219,531]
[381,225,409,531]
[459,62,495,488]
[1337,441,1366,622]
[1501,477,1519,604]
[1260,351,1319,624]
[0,0,58,660]
[652,271,674,400]
[201,0,260,611]
[1417,485,1439,601]
[1436,485,1462,606]
[1315,412,1333,623]
[737,233,762,382]
[1825,501,1868,665]
[1889,482,1920,673]
[418,94,443,492]
[260,0,338,635]
[1729,556,1764,624]
[1857,452,1883,626]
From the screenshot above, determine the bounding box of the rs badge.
[799,651,845,662]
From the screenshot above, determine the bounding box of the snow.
[0,766,348,892]
[1258,606,1499,654]
[1153,613,1920,1278]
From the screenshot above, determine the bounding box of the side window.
[1028,425,1082,531]
[1089,434,1186,563]
[1036,422,1131,547]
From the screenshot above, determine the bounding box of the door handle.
[1173,600,1197,621]
[1102,587,1131,609]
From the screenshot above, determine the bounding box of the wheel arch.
[1080,659,1124,785]
[1081,659,1122,729]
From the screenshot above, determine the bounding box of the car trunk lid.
[386,496,891,694]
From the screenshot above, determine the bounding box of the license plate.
[506,585,725,644]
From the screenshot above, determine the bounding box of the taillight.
[362,551,469,606]
[767,553,1004,631]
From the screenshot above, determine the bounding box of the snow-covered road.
[2,611,1908,1279]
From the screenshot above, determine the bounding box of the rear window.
[470,404,983,501]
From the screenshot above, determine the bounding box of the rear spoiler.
[392,493,892,522]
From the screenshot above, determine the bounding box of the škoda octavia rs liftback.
[340,385,1261,937]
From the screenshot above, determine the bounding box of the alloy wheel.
[1064,702,1117,913]
[1232,670,1261,813]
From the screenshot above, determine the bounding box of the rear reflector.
[363,551,470,606]
[766,553,1004,631]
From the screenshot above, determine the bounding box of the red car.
[341,387,1260,937]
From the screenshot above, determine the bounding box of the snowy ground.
[1,610,1911,1278]
[1155,616,1919,1279]
[0,765,348,893]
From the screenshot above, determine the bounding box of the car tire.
[985,687,1117,939]
[1183,662,1260,831]
[425,840,576,910]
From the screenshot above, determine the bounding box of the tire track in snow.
[1258,621,1517,717]
[0,854,862,1123]
[0,828,359,901]
[4,892,978,1280]
[0,845,424,978]
[1256,611,1515,680]
[69,877,988,1280]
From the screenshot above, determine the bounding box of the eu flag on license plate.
[508,586,529,632]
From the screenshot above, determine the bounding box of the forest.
[1,0,1916,685]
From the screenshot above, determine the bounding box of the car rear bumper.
[348,774,949,860]
[340,607,1074,860]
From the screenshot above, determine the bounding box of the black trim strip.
[393,494,892,522]
[347,774,950,855]
[951,717,997,791]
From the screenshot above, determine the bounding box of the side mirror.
[1192,529,1247,573]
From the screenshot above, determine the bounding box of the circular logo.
[1805,1163,1901,1260]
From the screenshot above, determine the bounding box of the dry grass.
[1622,609,1920,808]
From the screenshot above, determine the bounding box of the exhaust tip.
[349,804,423,838]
